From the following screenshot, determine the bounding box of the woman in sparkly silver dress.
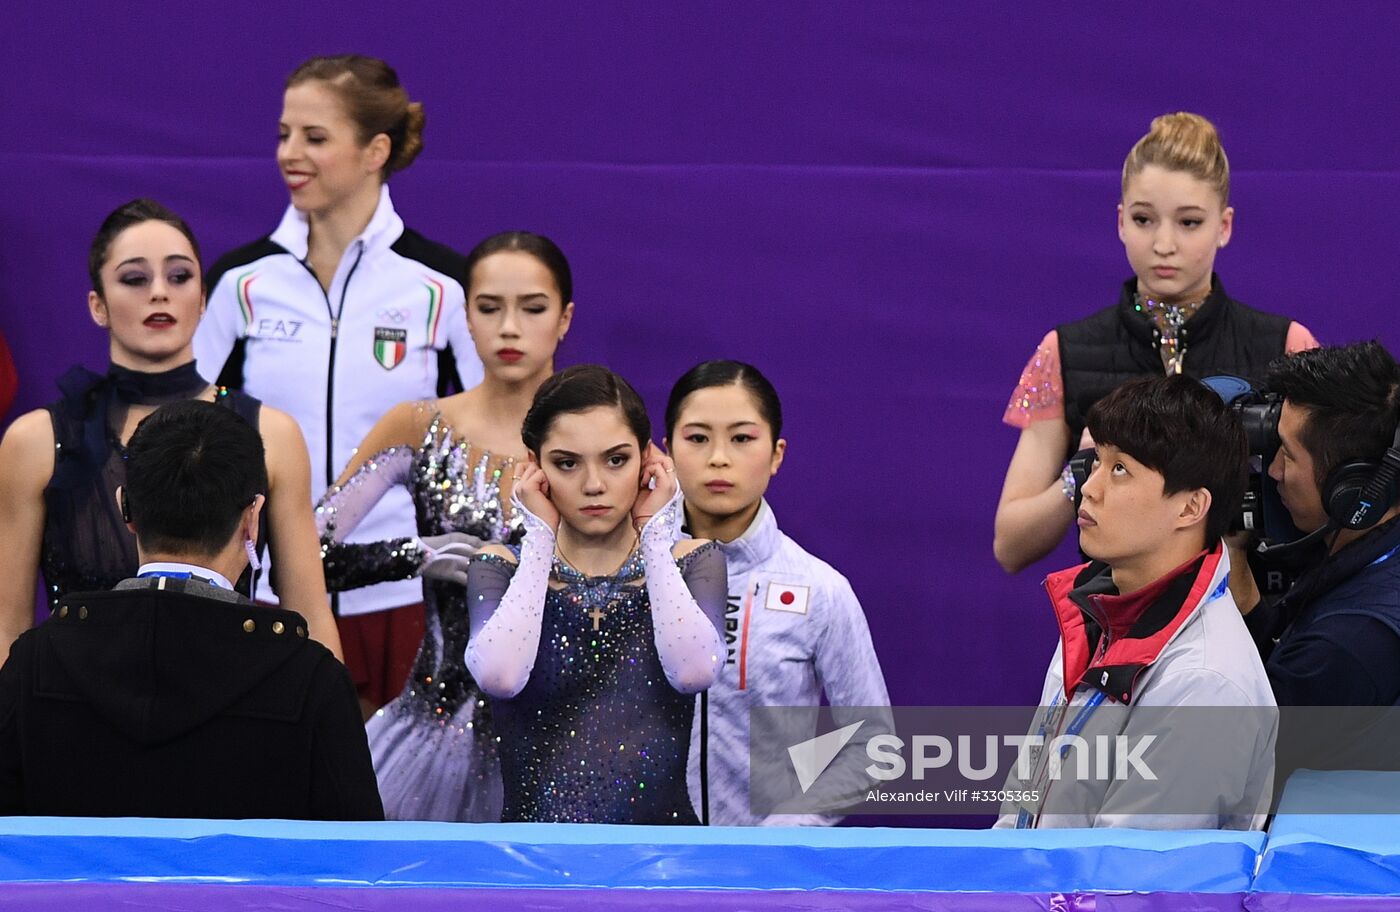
[465,365,727,823]
[315,231,574,820]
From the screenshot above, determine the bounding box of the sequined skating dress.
[465,494,727,823]
[316,406,521,821]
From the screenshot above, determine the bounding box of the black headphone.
[119,487,132,524]
[1322,420,1400,531]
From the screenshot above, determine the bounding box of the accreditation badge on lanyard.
[1015,689,1106,828]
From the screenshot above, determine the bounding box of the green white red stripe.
[236,270,258,331]
[423,278,444,345]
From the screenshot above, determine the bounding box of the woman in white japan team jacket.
[194,55,482,716]
[666,360,892,825]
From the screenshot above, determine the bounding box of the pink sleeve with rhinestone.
[1002,330,1064,429]
[1285,322,1320,354]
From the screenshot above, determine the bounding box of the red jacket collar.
[1043,546,1224,704]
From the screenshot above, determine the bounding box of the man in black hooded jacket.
[0,400,382,820]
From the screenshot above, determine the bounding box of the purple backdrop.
[3,3,1400,717]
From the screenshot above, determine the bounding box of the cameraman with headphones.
[1230,341,1400,707]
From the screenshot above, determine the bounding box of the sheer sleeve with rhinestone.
[641,490,727,694]
[315,446,424,592]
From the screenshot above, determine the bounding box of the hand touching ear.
[513,454,560,533]
[631,442,677,531]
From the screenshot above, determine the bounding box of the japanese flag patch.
[765,582,810,615]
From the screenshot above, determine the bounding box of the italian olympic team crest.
[373,327,408,370]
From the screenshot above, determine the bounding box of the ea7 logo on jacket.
[373,327,408,370]
[255,318,304,341]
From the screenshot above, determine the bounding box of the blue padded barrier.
[1252,769,1400,903]
[0,817,1264,894]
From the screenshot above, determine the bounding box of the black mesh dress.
[39,362,264,609]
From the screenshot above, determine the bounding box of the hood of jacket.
[37,588,318,745]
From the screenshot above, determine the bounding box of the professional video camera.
[1199,376,1303,542]
[1064,377,1297,539]
[1065,375,1316,595]
[1206,376,1321,597]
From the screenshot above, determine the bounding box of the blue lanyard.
[1016,689,1107,828]
[137,569,231,591]
[1063,690,1108,737]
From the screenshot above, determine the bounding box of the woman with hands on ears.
[313,230,573,820]
[465,365,727,824]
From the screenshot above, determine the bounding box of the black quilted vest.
[1058,276,1292,457]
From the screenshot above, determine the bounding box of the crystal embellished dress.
[465,493,727,823]
[316,405,521,821]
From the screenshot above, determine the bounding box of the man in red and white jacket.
[997,375,1276,830]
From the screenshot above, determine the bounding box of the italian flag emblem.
[373,327,407,370]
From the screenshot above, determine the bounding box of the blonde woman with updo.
[994,112,1319,574]
[195,55,483,716]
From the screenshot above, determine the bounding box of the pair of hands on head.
[416,443,677,586]
[513,441,677,535]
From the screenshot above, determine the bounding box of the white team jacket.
[194,186,483,615]
[685,500,891,825]
[994,547,1277,830]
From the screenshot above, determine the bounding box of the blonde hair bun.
[1122,111,1230,205]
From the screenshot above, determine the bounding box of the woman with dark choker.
[994,112,1319,575]
[0,199,340,662]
